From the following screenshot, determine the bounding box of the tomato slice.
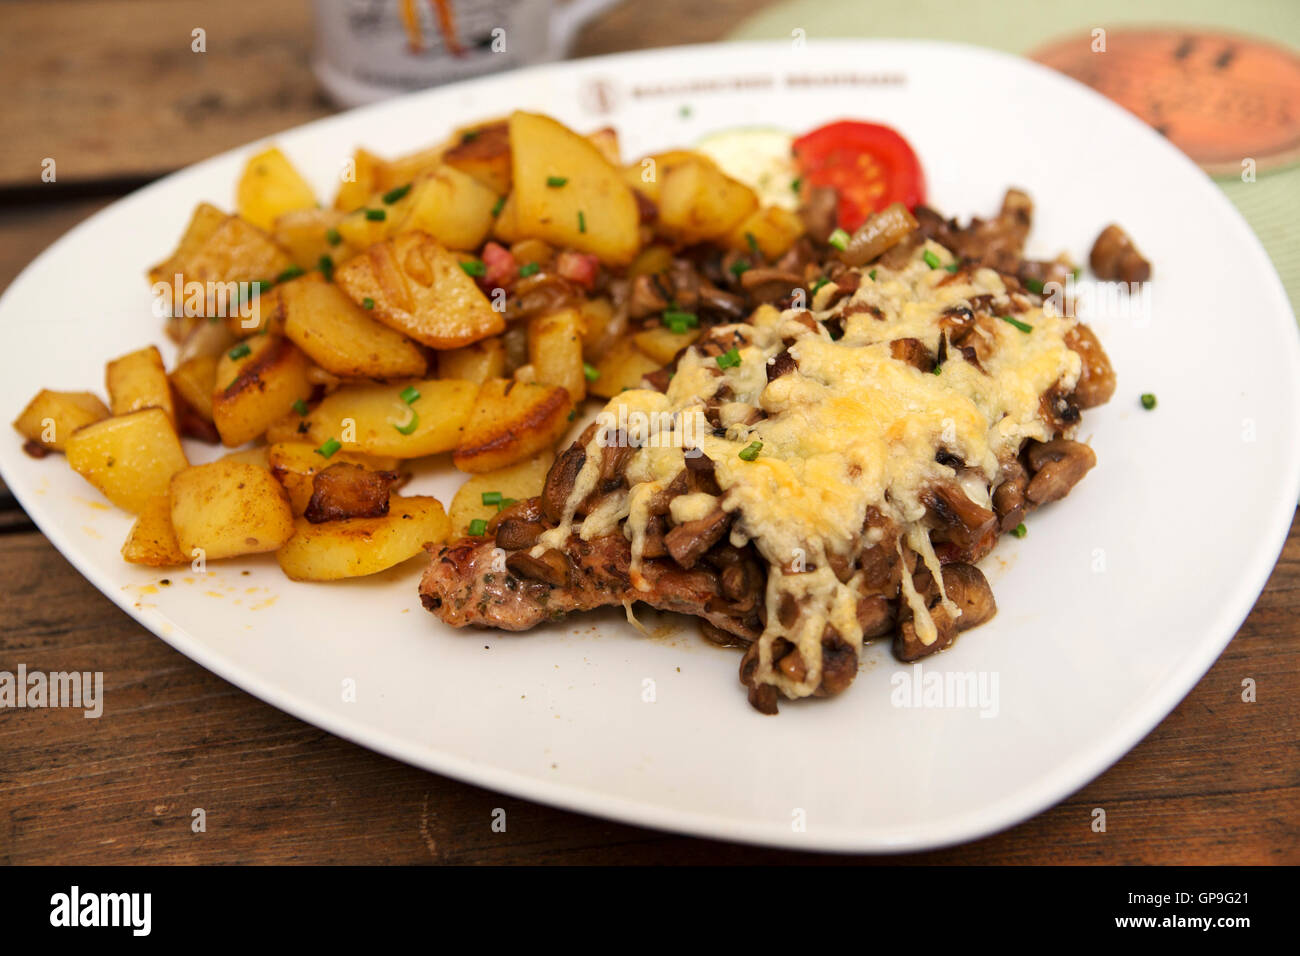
[792,120,926,231]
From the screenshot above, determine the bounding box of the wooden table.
[1,0,1296,865]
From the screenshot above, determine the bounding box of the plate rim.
[2,38,1298,853]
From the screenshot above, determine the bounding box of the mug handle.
[549,0,624,57]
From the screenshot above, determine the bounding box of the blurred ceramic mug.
[313,0,621,107]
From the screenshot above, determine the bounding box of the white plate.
[3,41,1297,853]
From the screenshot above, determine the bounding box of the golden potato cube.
[281,273,427,380]
[727,205,804,259]
[107,345,174,425]
[13,389,110,452]
[211,335,314,447]
[452,379,573,474]
[397,165,499,251]
[65,408,189,514]
[275,495,450,581]
[274,207,352,270]
[121,495,187,567]
[529,309,586,403]
[589,338,662,399]
[291,378,479,458]
[634,324,701,365]
[236,146,318,231]
[169,461,294,560]
[442,122,512,195]
[333,231,504,350]
[333,148,385,211]
[657,157,758,245]
[437,337,506,384]
[148,202,228,287]
[169,354,219,423]
[448,452,553,537]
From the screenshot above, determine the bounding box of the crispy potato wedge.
[577,297,618,362]
[268,441,401,514]
[508,111,640,265]
[174,214,293,287]
[169,354,219,423]
[220,446,271,468]
[727,205,804,259]
[452,378,573,474]
[448,452,553,537]
[529,308,586,403]
[121,495,187,567]
[334,231,504,349]
[398,165,499,251]
[65,407,189,514]
[378,144,447,193]
[589,338,662,399]
[274,207,352,270]
[657,157,758,245]
[280,273,427,379]
[13,389,110,452]
[106,345,174,425]
[490,191,522,245]
[333,148,386,211]
[436,337,506,384]
[634,324,701,365]
[170,461,294,560]
[275,495,450,581]
[442,121,512,196]
[236,147,318,231]
[287,378,478,458]
[212,335,314,447]
[148,202,228,286]
[622,149,698,205]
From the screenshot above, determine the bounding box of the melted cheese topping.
[543,243,1083,701]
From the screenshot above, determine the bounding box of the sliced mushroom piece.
[664,508,731,570]
[941,563,997,632]
[890,337,934,372]
[1064,323,1117,409]
[541,444,586,523]
[739,643,779,715]
[1025,439,1096,504]
[1089,224,1151,282]
[505,548,570,587]
[837,202,920,267]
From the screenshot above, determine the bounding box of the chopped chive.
[316,438,341,459]
[292,398,309,416]
[393,409,420,435]
[663,309,698,334]
[1072,266,1083,281]
[745,232,761,256]
[498,497,517,512]
[679,105,692,118]
[459,258,487,277]
[729,258,750,278]
[382,182,412,204]
[275,265,305,283]
[518,262,540,278]
[399,385,421,405]
[318,254,334,281]
[362,297,375,309]
[738,440,762,461]
[325,228,342,246]
[227,342,251,360]
[364,208,386,221]
[1140,392,1157,410]
[491,196,505,217]
[869,269,878,280]
[828,228,850,251]
[933,364,942,375]
[922,249,942,269]
[583,362,599,382]
[809,277,830,294]
[468,518,488,536]
[1024,277,1044,293]
[1011,522,1027,538]
[461,130,480,143]
[998,315,1034,333]
[716,347,742,369]
[578,210,587,233]
[791,177,802,193]
[545,176,569,188]
[481,491,503,506]
[567,409,577,421]
[945,263,960,274]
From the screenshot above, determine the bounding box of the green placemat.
[730,0,1300,319]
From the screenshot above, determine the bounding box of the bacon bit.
[22,439,49,459]
[481,241,517,289]
[555,250,600,290]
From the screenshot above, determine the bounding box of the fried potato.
[577,297,617,362]
[174,214,293,287]
[287,378,478,458]
[508,111,640,265]
[236,147,318,231]
[634,324,700,365]
[169,461,295,560]
[398,165,499,251]
[490,191,522,245]
[220,446,271,468]
[148,202,228,286]
[588,338,662,399]
[448,452,553,537]
[65,407,189,514]
[268,441,402,514]
[726,205,804,259]
[274,207,352,270]
[211,335,314,447]
[13,389,110,452]
[280,273,427,379]
[275,495,450,581]
[442,121,512,196]
[121,495,187,567]
[528,308,586,403]
[334,231,504,349]
[436,337,505,384]
[622,149,698,205]
[452,379,573,473]
[333,147,386,211]
[657,157,758,245]
[169,354,219,423]
[106,345,174,426]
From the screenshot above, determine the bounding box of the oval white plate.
[2,41,1297,853]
